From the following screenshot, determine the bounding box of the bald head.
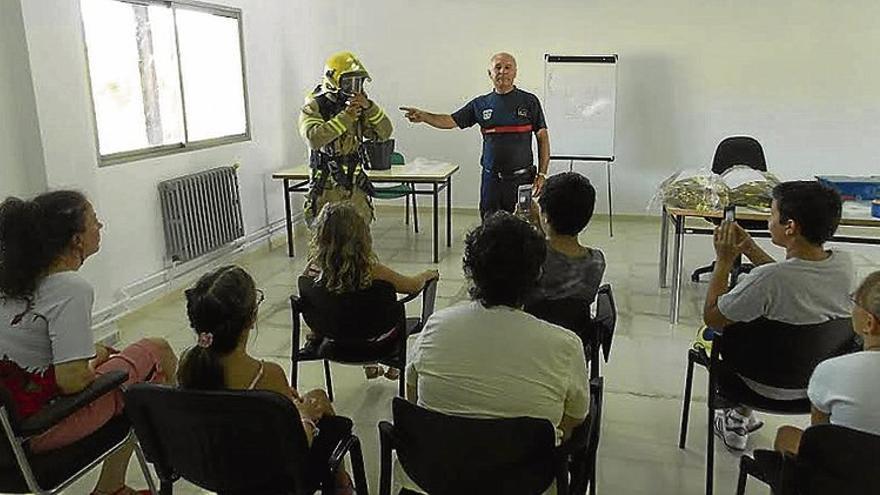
[489,52,517,68]
[488,52,517,94]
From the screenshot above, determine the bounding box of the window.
[80,0,249,164]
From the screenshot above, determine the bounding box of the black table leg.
[283,178,294,257]
[433,182,439,263]
[446,178,452,247]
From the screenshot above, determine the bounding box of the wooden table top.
[272,163,460,183]
[666,204,880,228]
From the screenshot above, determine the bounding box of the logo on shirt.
[482,109,493,120]
[517,107,529,118]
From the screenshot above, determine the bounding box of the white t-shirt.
[402,301,588,495]
[407,301,589,439]
[0,272,96,372]
[808,351,880,436]
[717,250,854,400]
[718,250,854,325]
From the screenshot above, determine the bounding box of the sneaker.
[713,410,748,452]
[729,408,764,433]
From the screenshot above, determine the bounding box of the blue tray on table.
[816,175,880,201]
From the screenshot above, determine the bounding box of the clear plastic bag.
[721,165,780,211]
[652,168,730,212]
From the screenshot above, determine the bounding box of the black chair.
[692,136,769,283]
[291,276,438,401]
[0,370,157,494]
[124,383,368,495]
[677,318,857,495]
[736,424,880,495]
[524,284,617,379]
[379,377,604,495]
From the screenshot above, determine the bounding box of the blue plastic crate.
[816,175,880,201]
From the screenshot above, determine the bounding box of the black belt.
[489,166,535,181]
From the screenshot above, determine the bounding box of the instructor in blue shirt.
[401,52,551,219]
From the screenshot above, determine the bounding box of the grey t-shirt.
[717,250,854,399]
[527,247,606,305]
[718,250,854,325]
[0,272,96,372]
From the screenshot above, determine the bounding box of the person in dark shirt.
[401,52,551,219]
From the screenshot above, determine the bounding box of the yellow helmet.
[322,51,371,94]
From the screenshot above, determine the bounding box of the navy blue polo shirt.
[451,87,547,174]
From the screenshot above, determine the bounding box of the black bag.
[362,139,395,170]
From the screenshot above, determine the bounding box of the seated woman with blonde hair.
[304,201,439,379]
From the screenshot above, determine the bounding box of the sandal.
[383,367,400,380]
[90,486,152,495]
[363,365,383,379]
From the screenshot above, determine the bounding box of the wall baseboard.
[92,214,297,341]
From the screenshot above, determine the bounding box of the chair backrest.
[390,151,405,165]
[523,284,617,365]
[594,284,617,363]
[717,318,855,389]
[420,277,438,324]
[390,398,559,495]
[297,275,403,343]
[711,136,767,174]
[124,384,311,495]
[586,376,604,460]
[795,424,880,494]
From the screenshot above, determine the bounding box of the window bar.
[171,4,190,145]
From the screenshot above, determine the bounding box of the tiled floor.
[64,208,880,495]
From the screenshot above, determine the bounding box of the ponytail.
[177,265,257,390]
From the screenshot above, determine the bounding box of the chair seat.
[296,335,403,366]
[373,184,414,199]
[715,365,811,414]
[0,415,130,493]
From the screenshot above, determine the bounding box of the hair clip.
[197,332,214,348]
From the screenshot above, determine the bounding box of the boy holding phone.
[702,181,854,451]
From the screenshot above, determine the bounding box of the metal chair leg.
[679,351,696,448]
[323,360,334,402]
[133,439,159,495]
[405,195,410,226]
[350,436,369,495]
[735,458,748,495]
[706,401,715,495]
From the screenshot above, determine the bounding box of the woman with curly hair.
[305,201,438,379]
[0,191,177,495]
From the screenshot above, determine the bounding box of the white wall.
[10,0,880,311]
[289,0,880,214]
[18,0,294,309]
[0,0,46,198]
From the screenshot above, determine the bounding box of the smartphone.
[517,184,533,212]
[723,205,736,222]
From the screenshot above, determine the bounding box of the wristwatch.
[537,172,547,178]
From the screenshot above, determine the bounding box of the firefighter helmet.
[322,51,371,94]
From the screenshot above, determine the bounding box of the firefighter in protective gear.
[299,51,393,225]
